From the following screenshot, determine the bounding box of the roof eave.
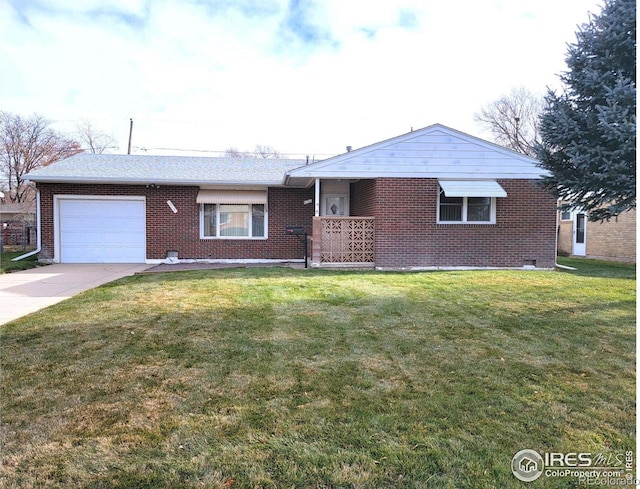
[24,176,290,186]
[285,171,550,180]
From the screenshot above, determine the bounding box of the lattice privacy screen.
[320,218,374,264]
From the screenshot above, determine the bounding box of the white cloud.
[0,0,603,156]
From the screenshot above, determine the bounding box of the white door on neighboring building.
[573,212,587,256]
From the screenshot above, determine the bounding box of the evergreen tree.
[536,0,636,220]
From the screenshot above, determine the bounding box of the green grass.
[0,251,43,273]
[1,259,635,488]
[557,255,636,278]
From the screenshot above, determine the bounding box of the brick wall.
[350,179,377,216]
[557,217,572,256]
[37,183,313,261]
[36,180,558,267]
[586,209,636,262]
[371,178,557,268]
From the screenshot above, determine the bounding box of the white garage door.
[59,198,146,263]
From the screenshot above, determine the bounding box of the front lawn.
[0,250,43,273]
[1,260,635,488]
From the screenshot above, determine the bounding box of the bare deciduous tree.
[0,112,82,203]
[75,120,118,153]
[224,145,283,159]
[224,147,250,158]
[474,87,544,157]
[253,144,281,158]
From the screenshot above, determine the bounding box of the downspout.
[12,188,41,261]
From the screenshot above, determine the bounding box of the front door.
[322,194,348,216]
[573,212,586,256]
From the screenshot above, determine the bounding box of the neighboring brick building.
[25,124,558,269]
[558,206,636,263]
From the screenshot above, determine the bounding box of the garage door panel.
[60,217,84,228]
[106,219,145,232]
[61,245,105,263]
[62,231,143,246]
[101,245,145,261]
[101,231,145,245]
[62,231,104,245]
[61,200,141,215]
[59,198,146,263]
[61,246,145,263]
[61,216,144,230]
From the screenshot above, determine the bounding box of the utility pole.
[127,118,133,155]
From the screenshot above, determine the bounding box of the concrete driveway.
[0,263,151,325]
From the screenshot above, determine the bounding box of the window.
[439,195,463,221]
[467,197,491,221]
[438,188,495,223]
[560,209,571,220]
[201,203,266,238]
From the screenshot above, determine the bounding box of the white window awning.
[438,180,507,198]
[197,190,267,204]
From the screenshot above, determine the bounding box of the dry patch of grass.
[1,260,635,488]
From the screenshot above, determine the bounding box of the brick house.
[557,206,636,263]
[24,124,558,269]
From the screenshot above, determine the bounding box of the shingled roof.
[25,153,306,186]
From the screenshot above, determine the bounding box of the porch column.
[314,178,320,217]
[311,216,322,267]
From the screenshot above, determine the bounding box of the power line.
[134,146,334,157]
[51,117,339,157]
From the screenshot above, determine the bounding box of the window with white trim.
[438,187,496,223]
[201,203,266,238]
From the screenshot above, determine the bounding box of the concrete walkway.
[0,263,151,325]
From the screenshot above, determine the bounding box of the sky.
[1,0,603,158]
